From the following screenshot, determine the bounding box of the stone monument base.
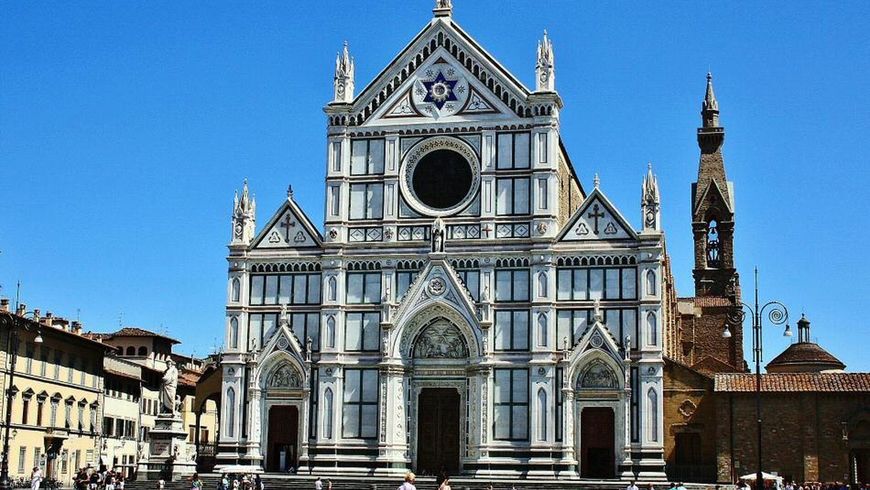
[137,414,197,481]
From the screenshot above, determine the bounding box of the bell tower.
[692,73,737,298]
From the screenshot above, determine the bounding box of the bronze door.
[416,388,460,475]
[581,407,615,478]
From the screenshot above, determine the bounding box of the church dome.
[766,315,846,373]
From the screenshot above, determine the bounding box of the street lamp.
[0,310,44,490]
[723,269,791,489]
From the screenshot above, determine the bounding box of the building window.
[25,343,34,374]
[496,177,530,215]
[556,308,637,350]
[395,270,420,300]
[77,404,85,431]
[18,447,26,474]
[21,395,30,425]
[325,316,336,349]
[250,273,321,306]
[455,268,480,302]
[493,368,529,441]
[536,388,547,442]
[342,369,378,439]
[64,400,72,429]
[495,269,529,302]
[137,347,147,356]
[327,276,337,302]
[34,448,41,472]
[537,271,548,298]
[556,267,637,300]
[50,399,58,427]
[67,356,75,383]
[646,269,657,296]
[90,404,98,432]
[494,310,529,351]
[345,312,380,352]
[350,139,385,175]
[323,388,334,440]
[40,347,49,377]
[290,313,320,352]
[346,272,381,304]
[36,398,45,426]
[331,141,341,172]
[348,183,384,220]
[537,177,548,210]
[496,132,530,169]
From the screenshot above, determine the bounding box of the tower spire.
[641,162,661,232]
[701,72,720,128]
[333,41,355,104]
[230,178,256,246]
[535,30,555,92]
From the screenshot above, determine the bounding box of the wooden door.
[416,388,460,475]
[267,405,298,472]
[581,407,615,478]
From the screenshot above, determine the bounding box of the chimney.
[0,298,9,312]
[16,303,26,316]
[72,321,82,335]
[44,311,54,326]
[33,308,40,322]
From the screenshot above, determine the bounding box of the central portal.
[581,407,615,479]
[266,405,299,472]
[416,388,460,475]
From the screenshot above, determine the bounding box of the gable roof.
[250,195,323,250]
[331,15,537,126]
[715,373,870,393]
[95,326,180,344]
[557,186,638,242]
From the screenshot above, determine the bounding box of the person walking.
[314,477,322,490]
[397,472,416,490]
[254,475,263,490]
[627,481,640,490]
[30,467,42,490]
[437,476,451,490]
[191,473,203,490]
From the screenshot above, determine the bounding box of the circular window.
[400,136,480,216]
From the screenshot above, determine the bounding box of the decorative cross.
[482,224,492,237]
[280,214,296,242]
[587,204,605,234]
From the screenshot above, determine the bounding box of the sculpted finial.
[433,0,453,17]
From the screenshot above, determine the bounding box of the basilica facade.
[216,1,667,479]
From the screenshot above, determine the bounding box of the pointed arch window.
[229,318,239,350]
[646,270,657,297]
[326,316,336,349]
[327,276,337,302]
[231,278,241,303]
[536,388,548,442]
[323,388,334,440]
[536,313,548,348]
[647,312,657,346]
[706,219,721,267]
[225,388,236,438]
[647,388,659,442]
[537,271,548,298]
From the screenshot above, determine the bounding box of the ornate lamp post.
[723,269,792,489]
[0,310,43,490]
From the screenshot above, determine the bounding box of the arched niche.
[411,319,469,360]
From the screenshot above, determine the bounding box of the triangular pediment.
[558,188,638,241]
[391,257,479,333]
[261,321,306,365]
[343,18,535,126]
[692,179,734,218]
[251,197,322,250]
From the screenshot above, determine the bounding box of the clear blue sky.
[2,1,868,370]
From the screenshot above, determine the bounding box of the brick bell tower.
[692,73,738,298]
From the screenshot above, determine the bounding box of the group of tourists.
[214,473,263,490]
[72,467,126,490]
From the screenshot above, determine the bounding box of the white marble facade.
[216,2,665,480]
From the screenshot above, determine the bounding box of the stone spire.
[701,72,720,128]
[641,163,661,232]
[433,0,453,17]
[535,30,555,92]
[333,41,355,104]
[231,179,256,246]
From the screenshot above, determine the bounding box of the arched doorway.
[266,405,299,472]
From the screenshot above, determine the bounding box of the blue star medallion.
[422,71,458,110]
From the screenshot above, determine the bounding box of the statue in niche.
[579,361,618,389]
[268,365,301,389]
[431,217,445,253]
[413,321,467,359]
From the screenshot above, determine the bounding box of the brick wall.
[663,360,717,482]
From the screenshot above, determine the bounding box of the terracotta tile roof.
[104,367,142,381]
[714,373,870,392]
[178,371,201,387]
[678,296,733,308]
[112,327,180,343]
[766,342,845,371]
